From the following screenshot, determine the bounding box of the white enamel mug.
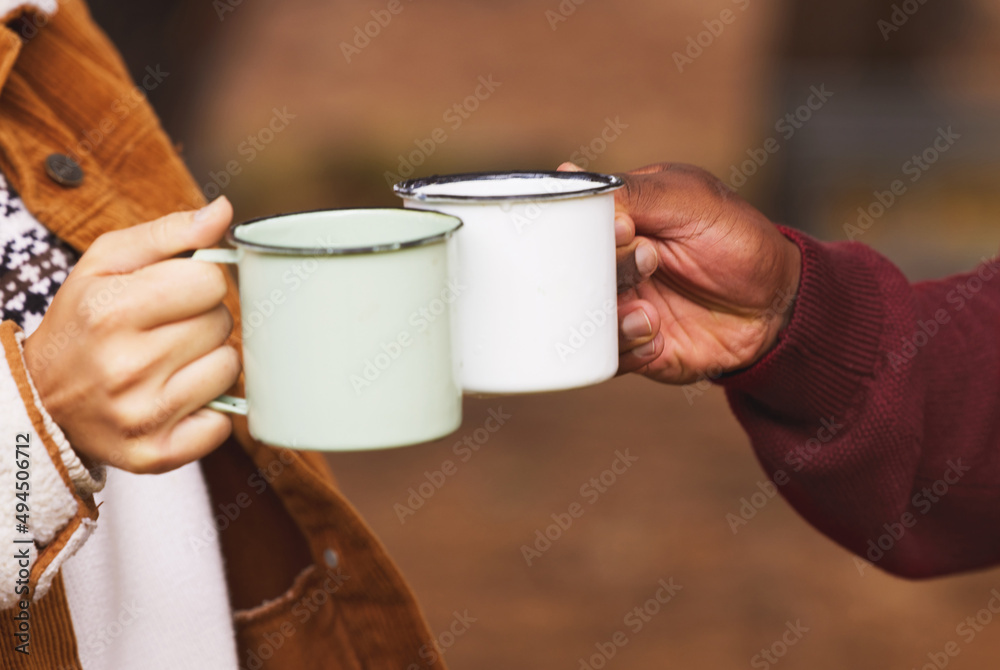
[194,208,463,451]
[394,171,624,395]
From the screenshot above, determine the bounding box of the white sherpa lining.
[0,0,56,21]
[0,322,102,606]
[0,333,73,605]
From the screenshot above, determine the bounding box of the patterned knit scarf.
[0,173,79,335]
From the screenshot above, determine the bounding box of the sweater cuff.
[12,329,106,496]
[718,227,885,421]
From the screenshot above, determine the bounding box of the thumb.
[76,197,233,276]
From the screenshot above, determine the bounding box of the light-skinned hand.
[23,197,241,474]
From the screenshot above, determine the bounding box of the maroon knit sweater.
[721,227,1000,578]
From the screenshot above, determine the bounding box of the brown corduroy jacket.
[0,1,445,668]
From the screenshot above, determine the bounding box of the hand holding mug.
[562,162,802,384]
[23,198,241,474]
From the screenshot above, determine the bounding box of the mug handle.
[192,248,239,264]
[192,248,248,416]
[207,395,248,416]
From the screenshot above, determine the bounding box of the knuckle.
[678,163,733,199]
[210,345,242,386]
[142,281,169,309]
[91,297,128,330]
[217,306,235,341]
[221,346,242,380]
[82,281,134,331]
[103,350,150,390]
[125,446,171,475]
[110,399,153,437]
[175,261,228,303]
[627,162,672,176]
[200,413,233,450]
[147,215,175,252]
[203,264,230,300]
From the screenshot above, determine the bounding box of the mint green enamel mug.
[194,208,463,451]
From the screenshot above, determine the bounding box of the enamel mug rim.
[393,170,624,204]
[223,207,463,256]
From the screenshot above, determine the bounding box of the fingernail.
[621,310,652,340]
[633,339,656,358]
[614,216,630,243]
[635,243,657,276]
[194,196,225,222]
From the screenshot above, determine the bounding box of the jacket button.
[44,154,84,187]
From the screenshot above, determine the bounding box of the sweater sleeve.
[0,320,105,609]
[720,227,1000,578]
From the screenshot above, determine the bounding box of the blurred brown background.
[90,0,1000,667]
